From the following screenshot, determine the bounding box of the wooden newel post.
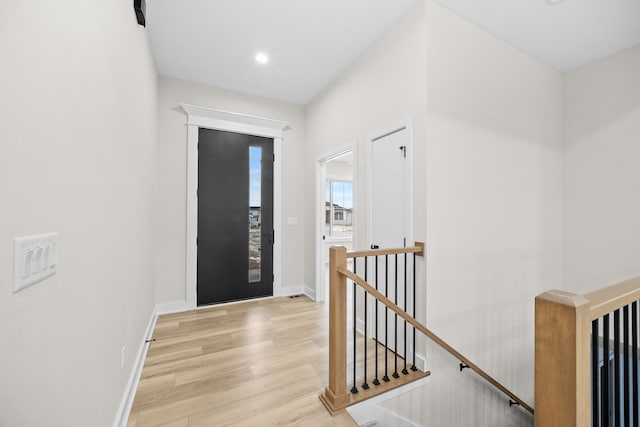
[535,290,591,426]
[320,246,351,413]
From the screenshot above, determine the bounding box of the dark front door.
[197,128,274,305]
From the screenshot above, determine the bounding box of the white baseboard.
[157,285,308,315]
[113,305,158,427]
[414,353,427,372]
[274,285,305,297]
[156,300,192,315]
[303,285,316,300]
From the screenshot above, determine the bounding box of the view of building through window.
[249,146,261,282]
[325,179,353,238]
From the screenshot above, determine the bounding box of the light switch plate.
[14,233,57,293]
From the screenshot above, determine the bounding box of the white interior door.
[371,129,409,249]
[370,126,411,362]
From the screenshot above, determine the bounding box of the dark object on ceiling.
[134,0,146,27]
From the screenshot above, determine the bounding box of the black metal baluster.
[393,253,399,379]
[593,318,600,427]
[373,256,380,386]
[402,252,408,375]
[351,258,358,394]
[411,252,417,371]
[382,255,390,382]
[603,313,610,427]
[614,309,620,427]
[624,305,630,426]
[362,257,369,390]
[632,301,638,426]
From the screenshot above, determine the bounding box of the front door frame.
[181,104,288,309]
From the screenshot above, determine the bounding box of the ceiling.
[147,0,418,105]
[434,0,640,72]
[147,0,640,105]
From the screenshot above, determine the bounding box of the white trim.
[113,306,158,427]
[326,174,352,182]
[180,104,288,137]
[315,144,357,302]
[273,284,305,297]
[160,289,308,315]
[185,124,198,309]
[303,285,316,300]
[414,353,427,372]
[180,104,288,309]
[156,301,192,316]
[315,158,327,302]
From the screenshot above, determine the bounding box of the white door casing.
[314,146,356,302]
[180,104,288,309]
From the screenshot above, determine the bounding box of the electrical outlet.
[121,345,126,370]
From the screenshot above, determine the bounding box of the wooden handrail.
[321,243,533,416]
[535,276,640,426]
[584,276,640,320]
[341,267,534,415]
[347,242,424,259]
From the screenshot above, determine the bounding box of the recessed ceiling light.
[255,53,269,64]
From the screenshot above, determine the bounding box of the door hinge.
[272,229,275,244]
[272,274,275,283]
[196,237,198,246]
[273,153,275,162]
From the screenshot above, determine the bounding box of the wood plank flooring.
[127,296,359,427]
[128,295,429,426]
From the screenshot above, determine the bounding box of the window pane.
[249,146,261,283]
[325,179,353,239]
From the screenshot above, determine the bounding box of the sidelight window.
[249,146,261,282]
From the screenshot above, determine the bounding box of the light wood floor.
[127,296,360,427]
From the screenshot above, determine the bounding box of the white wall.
[563,46,640,293]
[307,2,564,415]
[424,0,563,407]
[304,0,428,290]
[155,77,306,304]
[0,1,157,426]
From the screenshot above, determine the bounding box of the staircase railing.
[535,277,640,426]
[320,243,534,416]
